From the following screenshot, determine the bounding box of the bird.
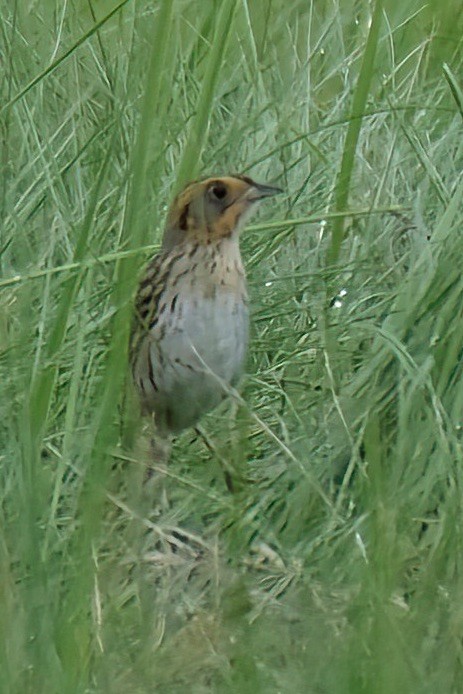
[130,173,281,460]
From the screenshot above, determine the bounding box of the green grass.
[1,0,463,691]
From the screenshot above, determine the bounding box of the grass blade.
[328,0,384,263]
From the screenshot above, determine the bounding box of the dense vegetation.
[1,1,463,691]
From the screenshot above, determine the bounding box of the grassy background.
[1,0,463,691]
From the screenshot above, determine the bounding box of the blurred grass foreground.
[1,1,463,692]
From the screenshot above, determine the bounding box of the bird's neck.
[180,237,246,294]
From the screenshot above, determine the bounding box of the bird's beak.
[246,181,283,201]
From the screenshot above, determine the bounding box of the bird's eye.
[210,183,227,200]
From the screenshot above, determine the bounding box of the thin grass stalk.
[328,0,384,263]
[174,0,238,191]
[443,63,463,120]
[55,2,176,683]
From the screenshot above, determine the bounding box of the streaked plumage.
[131,174,281,437]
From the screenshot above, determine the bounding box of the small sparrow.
[130,174,281,445]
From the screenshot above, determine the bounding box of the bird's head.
[162,174,282,251]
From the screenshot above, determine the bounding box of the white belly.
[144,289,249,433]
